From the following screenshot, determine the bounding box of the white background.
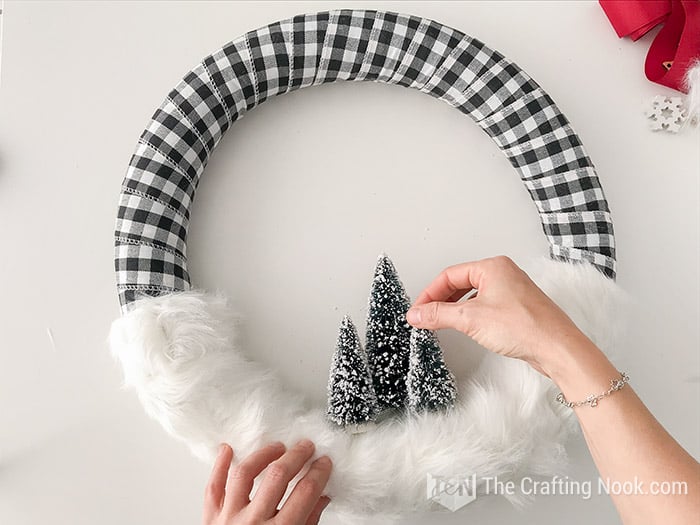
[0,2,698,524]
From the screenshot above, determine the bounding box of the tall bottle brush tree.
[365,254,413,410]
[407,328,457,412]
[327,315,379,427]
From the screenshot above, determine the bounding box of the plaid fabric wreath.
[114,9,616,311]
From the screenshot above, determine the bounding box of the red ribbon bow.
[600,0,700,93]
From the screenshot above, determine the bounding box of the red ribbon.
[600,0,700,93]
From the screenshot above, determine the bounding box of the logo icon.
[427,473,477,511]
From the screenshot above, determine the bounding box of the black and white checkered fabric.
[115,9,616,311]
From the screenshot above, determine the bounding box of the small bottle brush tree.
[406,328,457,412]
[327,315,379,428]
[365,254,412,410]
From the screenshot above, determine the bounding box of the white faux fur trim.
[683,58,700,127]
[109,257,625,519]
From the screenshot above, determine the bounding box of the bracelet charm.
[556,371,629,408]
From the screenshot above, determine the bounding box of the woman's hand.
[203,440,332,525]
[406,255,588,377]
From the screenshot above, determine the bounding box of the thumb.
[406,301,473,332]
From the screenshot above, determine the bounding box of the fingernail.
[315,455,332,468]
[297,439,314,450]
[406,307,421,325]
[218,443,227,454]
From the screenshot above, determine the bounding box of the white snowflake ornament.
[645,95,686,133]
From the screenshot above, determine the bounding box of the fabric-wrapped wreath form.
[109,9,623,519]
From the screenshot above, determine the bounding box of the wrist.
[538,330,618,394]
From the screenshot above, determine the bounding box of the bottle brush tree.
[327,315,379,427]
[406,327,457,412]
[365,254,412,410]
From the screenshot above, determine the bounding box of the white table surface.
[1,2,698,524]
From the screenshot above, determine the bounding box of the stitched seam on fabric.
[245,33,260,106]
[391,18,429,83]
[460,73,503,123]
[553,245,616,259]
[355,11,382,80]
[314,11,337,84]
[115,236,187,262]
[509,126,576,155]
[202,60,233,125]
[541,209,612,221]
[119,186,187,219]
[137,138,195,188]
[523,168,607,211]
[479,88,549,128]
[430,36,464,87]
[286,23,294,91]
[523,167,599,188]
[117,284,179,291]
[166,95,211,157]
[421,39,465,96]
[426,52,468,103]
[549,243,616,262]
[551,245,616,266]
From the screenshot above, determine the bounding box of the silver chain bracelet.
[555,371,630,408]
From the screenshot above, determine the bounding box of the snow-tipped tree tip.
[373,254,402,280]
[375,252,396,268]
[337,316,361,346]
